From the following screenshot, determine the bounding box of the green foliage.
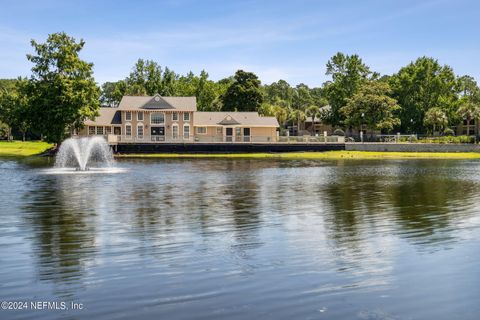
[424,107,448,133]
[100,81,126,107]
[418,135,474,144]
[221,70,263,112]
[333,128,345,136]
[0,121,9,139]
[290,109,306,132]
[389,57,458,133]
[323,52,372,126]
[0,78,31,140]
[341,81,401,131]
[26,32,100,143]
[444,128,455,136]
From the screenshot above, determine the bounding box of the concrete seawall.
[346,143,480,153]
[115,143,345,154]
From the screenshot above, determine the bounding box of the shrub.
[444,128,455,136]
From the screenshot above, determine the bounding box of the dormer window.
[126,112,132,121]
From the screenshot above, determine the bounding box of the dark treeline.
[1,32,480,143]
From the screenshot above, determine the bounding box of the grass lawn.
[115,150,480,160]
[0,141,53,157]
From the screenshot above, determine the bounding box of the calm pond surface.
[1,157,480,320]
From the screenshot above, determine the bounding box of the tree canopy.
[2,32,480,141]
[26,32,100,143]
[221,70,263,112]
[389,57,458,133]
[323,52,373,126]
[341,81,401,132]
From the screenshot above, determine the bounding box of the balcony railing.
[106,134,345,144]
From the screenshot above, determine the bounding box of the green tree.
[341,81,401,132]
[221,70,263,112]
[264,80,294,106]
[273,104,289,129]
[305,105,321,135]
[292,84,313,110]
[390,57,458,133]
[196,70,217,111]
[424,107,448,134]
[100,81,126,107]
[290,109,306,134]
[323,52,372,126]
[26,32,100,144]
[0,78,30,140]
[457,99,480,136]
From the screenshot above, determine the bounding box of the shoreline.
[114,151,480,160]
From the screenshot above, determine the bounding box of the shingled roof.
[194,112,279,127]
[84,108,121,126]
[117,94,197,111]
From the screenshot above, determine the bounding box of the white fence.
[106,134,345,144]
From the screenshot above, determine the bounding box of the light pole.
[361,113,365,143]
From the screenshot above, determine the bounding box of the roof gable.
[141,94,175,109]
[218,114,240,125]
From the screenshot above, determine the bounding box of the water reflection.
[22,175,98,297]
[1,158,480,319]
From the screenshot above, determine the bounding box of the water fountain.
[53,136,116,172]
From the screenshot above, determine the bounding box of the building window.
[137,124,144,139]
[89,126,95,135]
[196,127,207,134]
[183,124,190,139]
[151,112,165,124]
[126,125,132,136]
[216,127,223,135]
[105,126,112,135]
[137,112,144,121]
[126,112,132,121]
[235,127,241,136]
[172,124,179,139]
[172,112,178,121]
[183,112,190,121]
[96,126,104,135]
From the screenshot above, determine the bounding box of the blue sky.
[0,0,479,86]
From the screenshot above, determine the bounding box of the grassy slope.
[115,151,480,160]
[0,141,53,157]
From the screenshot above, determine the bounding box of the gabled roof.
[218,114,240,125]
[142,94,175,109]
[118,95,197,111]
[84,108,121,126]
[194,112,279,127]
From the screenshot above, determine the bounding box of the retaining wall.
[346,143,480,153]
[115,143,345,154]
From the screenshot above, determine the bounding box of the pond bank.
[0,141,53,157]
[115,151,480,160]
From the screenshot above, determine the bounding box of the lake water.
[1,157,480,320]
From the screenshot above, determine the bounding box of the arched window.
[137,123,144,139]
[172,124,179,140]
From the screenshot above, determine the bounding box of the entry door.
[151,127,165,135]
[151,127,165,141]
[114,127,121,135]
[225,127,233,142]
[243,128,251,142]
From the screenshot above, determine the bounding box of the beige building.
[79,94,279,143]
